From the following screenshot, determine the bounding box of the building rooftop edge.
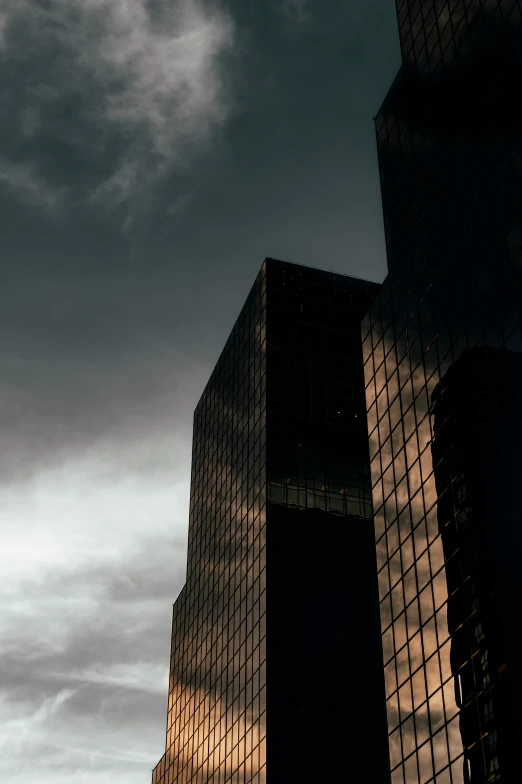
[263,256,381,287]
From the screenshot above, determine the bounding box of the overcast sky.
[0,1,399,782]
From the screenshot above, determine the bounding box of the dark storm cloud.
[0,1,400,782]
[0,0,236,218]
[0,0,400,484]
[0,0,399,272]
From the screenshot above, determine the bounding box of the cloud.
[0,300,211,782]
[0,160,66,213]
[0,302,208,482]
[166,193,193,216]
[281,0,312,24]
[0,450,190,784]
[0,0,235,215]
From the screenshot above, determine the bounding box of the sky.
[0,1,400,782]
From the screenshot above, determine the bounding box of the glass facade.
[266,261,377,520]
[364,2,522,783]
[153,258,390,784]
[152,266,267,784]
[430,347,522,782]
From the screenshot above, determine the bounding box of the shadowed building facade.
[363,2,522,783]
[152,258,390,784]
[430,347,522,782]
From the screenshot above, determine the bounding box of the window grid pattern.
[152,267,267,784]
[366,1,522,782]
[395,0,522,73]
[428,350,521,784]
[267,468,371,517]
[265,262,376,518]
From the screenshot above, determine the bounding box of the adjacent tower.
[152,258,390,784]
[364,2,522,783]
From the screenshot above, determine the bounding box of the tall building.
[152,258,390,784]
[363,2,522,783]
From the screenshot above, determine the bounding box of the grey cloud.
[0,0,236,215]
[166,193,193,216]
[0,307,207,481]
[1,533,185,655]
[2,690,164,784]
[0,535,186,782]
[0,160,66,212]
[281,0,312,24]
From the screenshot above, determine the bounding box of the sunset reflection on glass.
[152,266,267,784]
[364,0,522,781]
[152,259,390,783]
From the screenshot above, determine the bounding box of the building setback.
[152,258,390,784]
[363,1,522,783]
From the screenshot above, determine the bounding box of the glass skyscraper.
[152,258,390,784]
[364,2,522,783]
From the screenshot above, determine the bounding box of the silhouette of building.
[431,346,522,782]
[152,258,390,784]
[363,2,522,782]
